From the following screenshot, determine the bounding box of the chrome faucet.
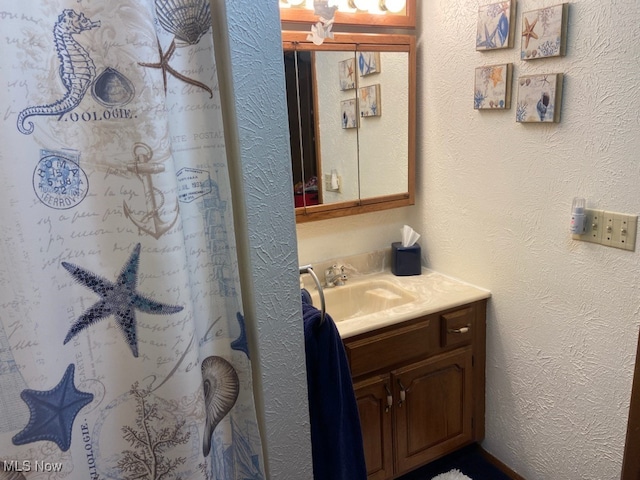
[325,264,347,287]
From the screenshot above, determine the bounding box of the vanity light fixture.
[348,0,373,11]
[279,0,415,27]
[379,0,406,13]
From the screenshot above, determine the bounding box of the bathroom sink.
[309,279,418,322]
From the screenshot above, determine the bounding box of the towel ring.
[299,264,326,325]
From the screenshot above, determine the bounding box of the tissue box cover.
[391,242,421,276]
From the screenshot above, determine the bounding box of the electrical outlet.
[573,208,637,251]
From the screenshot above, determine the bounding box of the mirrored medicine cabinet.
[283,32,416,223]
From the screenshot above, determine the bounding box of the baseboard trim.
[479,447,527,480]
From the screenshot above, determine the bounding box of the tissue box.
[391,242,421,276]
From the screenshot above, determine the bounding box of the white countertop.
[309,268,491,339]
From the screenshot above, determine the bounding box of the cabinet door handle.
[384,384,392,413]
[447,324,471,334]
[397,380,406,407]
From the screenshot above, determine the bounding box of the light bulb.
[349,0,371,11]
[379,0,405,13]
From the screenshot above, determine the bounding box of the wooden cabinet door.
[392,347,474,475]
[353,374,394,480]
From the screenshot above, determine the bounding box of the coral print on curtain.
[0,1,265,479]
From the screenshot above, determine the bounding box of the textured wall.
[215,1,313,478]
[297,1,640,479]
[418,1,640,479]
[296,207,420,265]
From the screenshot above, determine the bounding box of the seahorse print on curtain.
[1,2,265,478]
[17,9,100,135]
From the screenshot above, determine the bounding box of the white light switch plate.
[324,173,341,192]
[573,208,637,251]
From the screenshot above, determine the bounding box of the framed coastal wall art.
[521,3,569,60]
[358,51,381,76]
[516,73,564,123]
[476,0,515,51]
[341,99,358,128]
[358,84,381,117]
[474,63,513,110]
[339,57,356,90]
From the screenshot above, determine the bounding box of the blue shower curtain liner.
[0,1,265,479]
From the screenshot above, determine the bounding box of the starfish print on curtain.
[62,243,184,357]
[12,364,93,451]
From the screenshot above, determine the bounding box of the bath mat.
[431,469,472,480]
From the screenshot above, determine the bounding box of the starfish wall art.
[476,0,515,51]
[474,63,513,110]
[339,57,356,91]
[520,4,569,60]
[358,84,381,118]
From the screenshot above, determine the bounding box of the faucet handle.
[325,265,336,276]
[330,264,348,286]
[340,266,348,281]
[324,264,347,287]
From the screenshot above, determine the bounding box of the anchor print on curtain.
[0,1,265,479]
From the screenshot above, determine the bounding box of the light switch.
[324,173,341,192]
[601,211,617,246]
[572,208,603,244]
[573,208,637,251]
[620,214,637,251]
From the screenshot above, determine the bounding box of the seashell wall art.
[516,73,564,123]
[476,0,515,51]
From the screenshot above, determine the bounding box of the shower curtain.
[0,1,265,479]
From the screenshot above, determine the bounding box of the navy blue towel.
[302,300,367,480]
[301,288,313,306]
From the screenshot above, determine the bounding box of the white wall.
[298,1,640,479]
[296,207,419,265]
[420,0,640,478]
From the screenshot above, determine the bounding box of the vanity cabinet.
[343,300,486,479]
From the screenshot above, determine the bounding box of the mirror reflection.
[356,51,409,199]
[283,33,415,221]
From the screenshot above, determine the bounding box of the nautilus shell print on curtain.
[201,356,240,456]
